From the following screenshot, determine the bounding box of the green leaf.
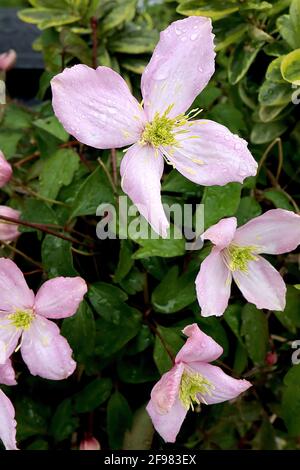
[196,316,229,357]
[61,301,96,361]
[215,25,248,52]
[152,266,197,313]
[290,0,300,47]
[200,183,242,229]
[15,397,50,441]
[229,41,263,85]
[101,0,136,34]
[132,225,185,259]
[281,49,300,85]
[33,116,69,142]
[153,326,184,374]
[107,392,132,449]
[236,197,262,225]
[50,399,79,443]
[266,57,285,83]
[123,406,154,450]
[114,240,134,283]
[60,29,92,65]
[119,267,145,295]
[18,8,80,29]
[274,286,300,333]
[241,304,269,365]
[109,27,158,54]
[20,199,57,233]
[41,235,77,277]
[258,79,291,106]
[162,169,201,195]
[282,365,300,436]
[264,189,294,210]
[224,304,243,340]
[74,378,112,413]
[258,103,289,123]
[117,353,158,384]
[39,148,79,200]
[250,121,288,144]
[208,102,246,133]
[176,0,238,20]
[0,129,23,158]
[88,282,128,322]
[252,419,277,450]
[120,57,147,74]
[3,104,32,129]
[277,12,300,49]
[70,166,114,219]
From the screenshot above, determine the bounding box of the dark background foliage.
[0,0,300,450]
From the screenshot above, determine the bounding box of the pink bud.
[0,151,12,187]
[0,50,17,72]
[79,435,101,450]
[0,206,20,242]
[265,351,277,366]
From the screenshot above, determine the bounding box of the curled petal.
[0,206,20,242]
[0,151,12,188]
[142,16,215,120]
[35,277,87,319]
[21,316,76,380]
[150,363,184,415]
[51,64,146,149]
[164,120,257,185]
[176,323,223,364]
[196,248,232,317]
[202,217,237,249]
[120,143,169,237]
[233,256,286,311]
[234,209,300,254]
[0,359,16,386]
[0,258,34,313]
[146,397,187,443]
[191,362,251,405]
[0,390,17,450]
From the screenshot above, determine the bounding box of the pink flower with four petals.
[147,323,251,442]
[51,16,257,236]
[196,209,300,316]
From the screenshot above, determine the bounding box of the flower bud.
[79,435,101,450]
[0,151,12,187]
[265,351,277,366]
[0,50,17,72]
[0,206,20,242]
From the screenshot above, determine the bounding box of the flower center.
[226,244,258,272]
[8,309,34,330]
[179,370,213,410]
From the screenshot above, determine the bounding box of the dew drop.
[190,33,199,41]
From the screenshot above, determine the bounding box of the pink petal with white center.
[0,389,17,450]
[142,17,215,121]
[196,247,232,317]
[120,143,169,237]
[0,315,22,364]
[191,362,251,405]
[234,209,300,255]
[175,323,223,364]
[51,64,146,149]
[0,258,34,313]
[0,359,16,386]
[202,217,237,249]
[0,206,20,242]
[0,151,12,188]
[35,277,87,319]
[233,256,286,311]
[21,316,76,380]
[150,363,184,415]
[146,397,187,443]
[163,120,257,185]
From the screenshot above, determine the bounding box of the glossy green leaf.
[74,378,112,413]
[200,183,241,229]
[107,392,132,449]
[281,49,300,85]
[241,304,269,365]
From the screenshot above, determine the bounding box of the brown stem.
[91,17,98,69]
[1,240,43,268]
[14,141,80,168]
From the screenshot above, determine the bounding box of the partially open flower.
[0,50,17,72]
[79,435,101,450]
[0,151,12,188]
[0,206,20,243]
[147,324,251,443]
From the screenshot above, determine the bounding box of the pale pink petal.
[150,363,184,414]
[142,17,215,121]
[0,50,17,72]
[191,362,251,405]
[175,323,223,364]
[35,277,87,319]
[0,206,20,242]
[21,316,76,380]
[146,397,187,443]
[0,359,16,386]
[0,258,34,312]
[196,248,232,317]
[0,151,12,188]
[233,256,286,311]
[120,143,169,237]
[163,120,257,185]
[0,390,17,450]
[202,218,237,249]
[234,209,300,254]
[0,315,22,364]
[51,64,146,149]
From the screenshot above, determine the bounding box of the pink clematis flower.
[0,258,87,380]
[0,50,17,72]
[51,16,257,236]
[196,209,300,317]
[147,323,251,443]
[0,359,17,450]
[0,206,20,242]
[0,151,12,188]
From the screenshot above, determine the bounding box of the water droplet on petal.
[190,33,199,41]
